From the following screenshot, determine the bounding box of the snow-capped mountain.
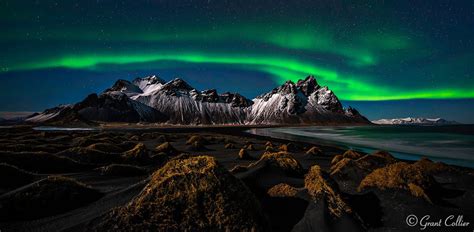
[131,78,252,124]
[27,75,370,125]
[247,76,368,124]
[372,117,460,125]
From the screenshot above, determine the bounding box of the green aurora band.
[1,1,472,102]
[10,51,474,101]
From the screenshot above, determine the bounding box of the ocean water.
[248,125,474,168]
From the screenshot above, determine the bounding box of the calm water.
[248,125,474,168]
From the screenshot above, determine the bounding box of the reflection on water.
[248,125,474,168]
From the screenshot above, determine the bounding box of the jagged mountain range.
[26,75,370,125]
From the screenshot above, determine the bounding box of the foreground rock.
[93,156,269,231]
[0,176,102,221]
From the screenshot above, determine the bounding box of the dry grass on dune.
[238,148,253,160]
[412,157,452,175]
[330,150,396,177]
[252,151,305,177]
[155,142,179,155]
[186,135,209,145]
[224,143,236,149]
[370,150,396,162]
[331,154,343,165]
[243,144,257,151]
[122,143,151,163]
[93,156,269,231]
[278,143,298,152]
[72,136,117,147]
[342,149,363,160]
[305,146,323,156]
[267,183,299,198]
[305,165,353,217]
[264,141,274,147]
[358,162,437,202]
[354,154,396,171]
[293,165,365,232]
[0,176,103,221]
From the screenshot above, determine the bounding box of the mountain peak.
[201,89,219,102]
[162,78,194,92]
[133,75,165,86]
[220,92,253,107]
[296,75,319,96]
[105,79,143,94]
[276,80,298,95]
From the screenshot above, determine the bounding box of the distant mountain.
[372,117,460,125]
[26,75,370,125]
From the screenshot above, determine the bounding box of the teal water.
[248,125,474,168]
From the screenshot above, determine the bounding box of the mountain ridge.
[26,75,370,125]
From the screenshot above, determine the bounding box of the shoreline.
[9,123,474,171]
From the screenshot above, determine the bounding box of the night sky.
[1,0,473,122]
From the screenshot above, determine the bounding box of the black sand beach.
[0,125,473,231]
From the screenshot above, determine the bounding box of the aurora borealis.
[0,0,473,122]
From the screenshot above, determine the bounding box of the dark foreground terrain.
[0,126,473,232]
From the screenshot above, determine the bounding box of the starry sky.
[0,0,473,122]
